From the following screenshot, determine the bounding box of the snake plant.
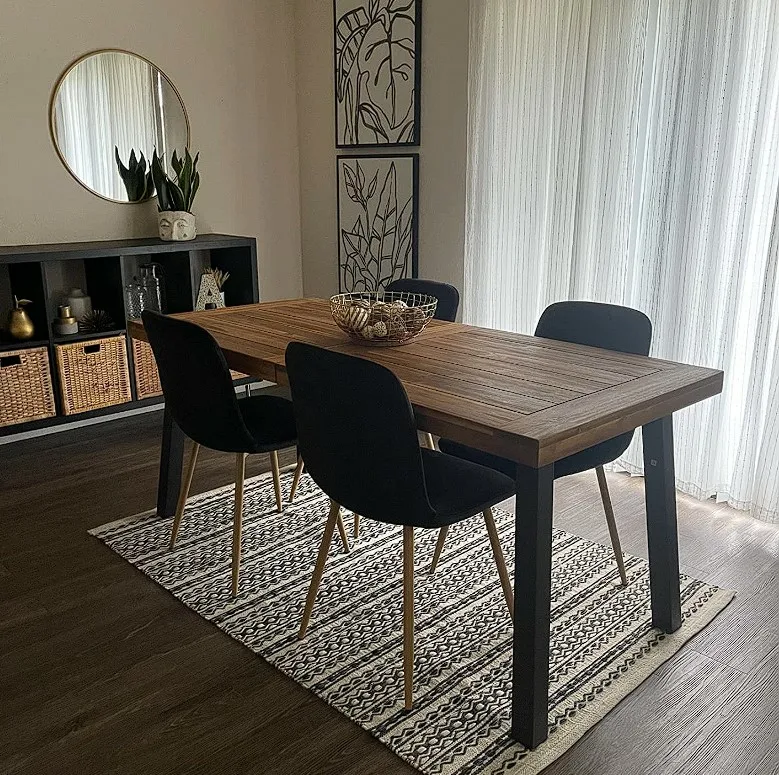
[151,148,200,213]
[114,147,154,202]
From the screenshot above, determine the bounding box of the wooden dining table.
[128,297,724,749]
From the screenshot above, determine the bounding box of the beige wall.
[0,0,303,301]
[294,0,470,302]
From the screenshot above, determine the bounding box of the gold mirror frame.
[49,49,191,205]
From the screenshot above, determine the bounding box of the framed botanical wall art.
[337,153,419,292]
[333,0,421,147]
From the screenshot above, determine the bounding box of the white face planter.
[158,210,196,241]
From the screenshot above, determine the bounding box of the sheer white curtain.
[465,0,779,522]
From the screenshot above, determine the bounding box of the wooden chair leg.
[270,450,283,513]
[429,526,449,574]
[403,525,415,710]
[336,511,351,552]
[299,499,340,638]
[484,507,514,620]
[288,454,305,503]
[596,466,628,586]
[232,453,247,596]
[353,513,360,539]
[169,442,200,549]
[424,432,436,450]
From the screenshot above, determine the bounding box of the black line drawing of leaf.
[342,228,369,267]
[356,11,415,139]
[367,170,378,199]
[389,0,414,13]
[370,162,398,264]
[395,113,415,144]
[335,7,370,102]
[343,78,356,144]
[358,102,391,142]
[393,194,413,262]
[377,193,412,287]
[342,162,362,205]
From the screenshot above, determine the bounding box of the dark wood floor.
[1,411,777,775]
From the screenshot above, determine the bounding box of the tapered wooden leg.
[424,432,436,450]
[511,462,555,748]
[336,511,351,552]
[484,508,514,620]
[270,450,283,513]
[429,526,449,574]
[595,466,628,586]
[299,500,340,638]
[232,453,246,596]
[289,454,305,503]
[353,513,360,539]
[169,442,200,549]
[403,525,415,710]
[642,416,681,632]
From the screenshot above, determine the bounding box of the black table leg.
[157,406,185,518]
[511,462,555,748]
[642,415,682,633]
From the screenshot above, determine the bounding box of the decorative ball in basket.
[330,292,438,346]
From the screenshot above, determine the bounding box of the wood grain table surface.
[127,298,722,468]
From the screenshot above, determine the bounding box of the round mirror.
[50,50,189,203]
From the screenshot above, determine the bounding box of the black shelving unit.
[0,234,258,438]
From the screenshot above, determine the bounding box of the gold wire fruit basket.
[330,292,438,346]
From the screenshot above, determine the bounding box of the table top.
[128,298,723,468]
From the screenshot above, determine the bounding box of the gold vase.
[7,306,34,340]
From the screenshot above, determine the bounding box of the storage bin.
[131,338,162,400]
[55,335,131,415]
[0,346,56,427]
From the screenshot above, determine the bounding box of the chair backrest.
[534,302,652,465]
[285,342,433,524]
[142,310,256,452]
[385,278,460,322]
[534,301,652,356]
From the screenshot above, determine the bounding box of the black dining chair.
[142,311,341,596]
[385,278,460,453]
[385,278,460,323]
[437,301,653,587]
[286,342,515,709]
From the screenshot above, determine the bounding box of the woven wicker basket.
[131,338,162,400]
[0,346,56,428]
[55,335,132,415]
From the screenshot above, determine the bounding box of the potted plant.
[114,147,154,202]
[151,149,201,241]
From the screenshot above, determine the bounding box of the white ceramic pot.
[66,288,92,321]
[158,210,196,241]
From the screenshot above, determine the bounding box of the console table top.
[0,234,254,263]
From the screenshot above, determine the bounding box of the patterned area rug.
[91,470,734,775]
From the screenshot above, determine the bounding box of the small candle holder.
[53,305,79,337]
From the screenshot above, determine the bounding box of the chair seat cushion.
[421,448,515,527]
[238,395,297,453]
[438,432,634,480]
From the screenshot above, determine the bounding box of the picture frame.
[336,153,419,292]
[333,0,422,148]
